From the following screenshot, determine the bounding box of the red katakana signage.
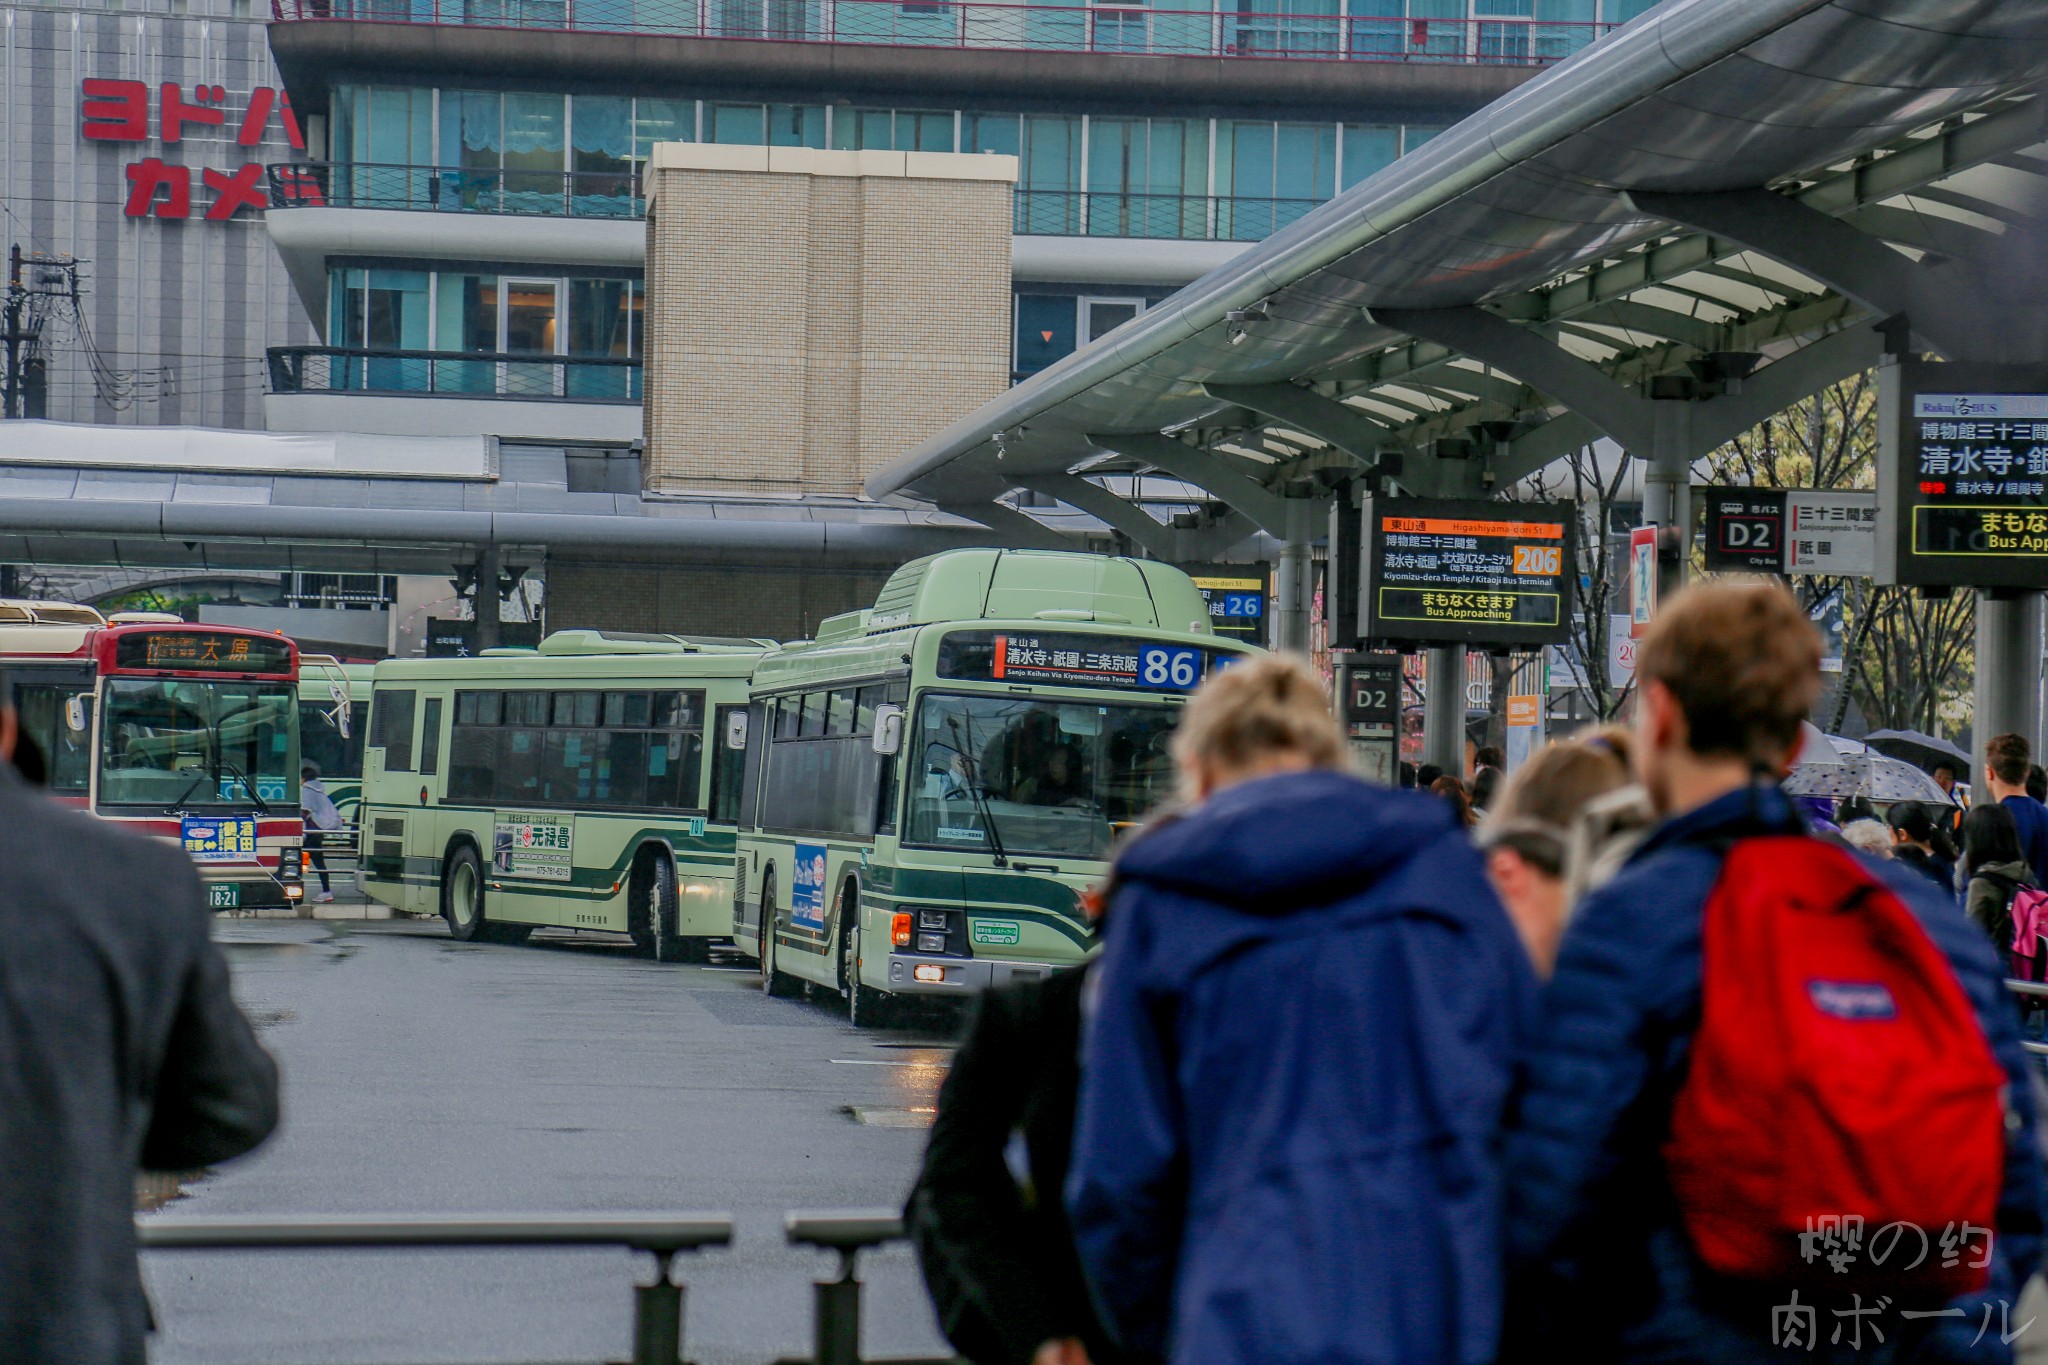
[79,79,308,221]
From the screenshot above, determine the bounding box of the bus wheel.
[630,852,684,963]
[443,846,488,942]
[838,883,892,1029]
[759,871,801,998]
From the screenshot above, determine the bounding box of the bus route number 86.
[1141,645,1202,691]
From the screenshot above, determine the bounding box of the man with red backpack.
[1506,580,2045,1361]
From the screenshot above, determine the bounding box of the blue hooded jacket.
[1067,770,1536,1365]
[1506,785,2046,1363]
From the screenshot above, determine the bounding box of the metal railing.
[1014,189,1323,241]
[2008,979,2048,1058]
[138,1213,733,1365]
[271,163,1327,242]
[139,1209,949,1365]
[270,163,642,219]
[267,346,643,402]
[272,0,1610,67]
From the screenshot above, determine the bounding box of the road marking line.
[830,1058,934,1066]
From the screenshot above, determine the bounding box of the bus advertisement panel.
[1,618,304,911]
[355,631,764,959]
[734,549,1255,1027]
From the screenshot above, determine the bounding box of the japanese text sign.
[1360,497,1574,648]
[78,78,303,222]
[1878,359,2048,588]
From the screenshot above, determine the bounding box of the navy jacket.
[1068,770,1535,1365]
[1506,785,2046,1363]
[2003,795,2048,884]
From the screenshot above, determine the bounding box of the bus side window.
[373,689,418,773]
[711,705,747,825]
[875,681,908,835]
[418,697,445,776]
[739,700,770,830]
[14,685,90,795]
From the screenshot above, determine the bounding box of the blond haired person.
[1068,653,1534,1365]
[1477,738,1637,977]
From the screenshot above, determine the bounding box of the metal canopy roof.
[868,0,2048,547]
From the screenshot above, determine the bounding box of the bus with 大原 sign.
[1,617,305,911]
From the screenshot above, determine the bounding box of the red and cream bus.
[1,617,305,911]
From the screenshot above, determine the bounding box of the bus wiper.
[219,758,271,815]
[170,770,207,813]
[934,732,1008,868]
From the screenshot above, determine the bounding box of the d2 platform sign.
[1878,359,2048,589]
[1360,497,1573,648]
[1702,490,1786,572]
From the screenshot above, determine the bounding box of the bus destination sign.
[937,629,1228,693]
[1360,497,1574,647]
[1879,359,2048,589]
[113,630,296,674]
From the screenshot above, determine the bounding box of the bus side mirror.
[872,704,904,756]
[64,694,88,733]
[724,710,749,751]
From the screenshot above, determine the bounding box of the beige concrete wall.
[546,559,893,641]
[643,145,1016,496]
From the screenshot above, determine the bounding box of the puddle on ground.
[842,1104,937,1129]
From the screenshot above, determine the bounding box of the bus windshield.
[907,692,1179,860]
[98,677,299,811]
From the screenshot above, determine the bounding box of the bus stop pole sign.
[1876,358,2048,588]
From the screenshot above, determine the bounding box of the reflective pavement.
[147,918,957,1364]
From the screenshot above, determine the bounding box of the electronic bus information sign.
[936,629,1236,693]
[1878,359,2048,589]
[111,629,295,674]
[1359,497,1574,647]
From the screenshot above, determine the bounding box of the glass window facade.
[325,268,641,397]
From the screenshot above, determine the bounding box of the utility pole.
[3,245,25,420]
[3,245,82,419]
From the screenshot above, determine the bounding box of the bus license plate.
[209,884,240,911]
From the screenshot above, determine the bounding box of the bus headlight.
[914,964,945,984]
[284,883,304,902]
[917,932,947,953]
[918,909,949,930]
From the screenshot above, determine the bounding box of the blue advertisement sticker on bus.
[791,842,828,932]
[182,816,258,863]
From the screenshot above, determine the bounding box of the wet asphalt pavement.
[145,917,960,1365]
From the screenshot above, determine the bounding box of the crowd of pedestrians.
[912,578,2048,1365]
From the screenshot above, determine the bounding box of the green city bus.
[299,656,372,826]
[358,630,767,958]
[732,548,1254,1025]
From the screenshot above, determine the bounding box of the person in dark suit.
[907,964,1118,1365]
[0,681,281,1363]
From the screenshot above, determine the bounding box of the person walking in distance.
[301,761,344,904]
[0,674,281,1362]
[1068,653,1533,1365]
[1505,581,2044,1362]
[1884,800,1959,894]
[1986,734,2048,881]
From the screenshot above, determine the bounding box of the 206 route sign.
[1877,359,2048,589]
[1359,496,1574,648]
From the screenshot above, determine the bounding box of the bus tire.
[442,844,489,943]
[759,870,801,999]
[629,850,684,962]
[838,880,892,1029]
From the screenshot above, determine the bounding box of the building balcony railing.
[270,164,643,218]
[271,0,1611,67]
[268,346,643,402]
[271,164,1328,242]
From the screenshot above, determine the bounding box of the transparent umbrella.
[1783,751,1954,804]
